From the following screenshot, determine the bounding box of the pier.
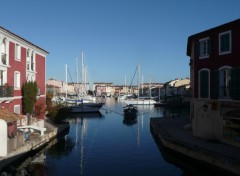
[0,119,69,171]
[150,117,240,176]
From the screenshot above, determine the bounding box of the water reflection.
[151,132,227,176]
[2,99,194,176]
[123,116,137,126]
[1,128,69,176]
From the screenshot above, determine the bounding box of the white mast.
[65,64,68,98]
[76,57,78,96]
[137,64,140,98]
[125,74,126,93]
[81,51,85,96]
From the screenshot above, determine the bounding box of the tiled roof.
[0,107,23,123]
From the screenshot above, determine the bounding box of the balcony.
[0,86,13,97]
[1,53,7,65]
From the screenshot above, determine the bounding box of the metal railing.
[0,85,14,97]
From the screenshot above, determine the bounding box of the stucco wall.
[0,119,8,156]
[192,100,222,140]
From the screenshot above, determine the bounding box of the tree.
[22,81,38,115]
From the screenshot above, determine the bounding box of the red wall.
[193,23,240,98]
[0,40,47,119]
[35,54,46,96]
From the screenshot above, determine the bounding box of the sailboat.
[124,65,156,105]
[68,51,104,113]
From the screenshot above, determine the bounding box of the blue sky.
[1,0,240,85]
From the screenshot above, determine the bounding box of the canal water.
[4,98,193,176]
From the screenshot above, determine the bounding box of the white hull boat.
[69,103,104,113]
[124,99,156,105]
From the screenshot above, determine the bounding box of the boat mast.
[137,64,140,98]
[125,74,127,94]
[76,57,79,96]
[81,51,84,96]
[65,64,68,99]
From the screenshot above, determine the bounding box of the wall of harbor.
[0,120,69,171]
[150,117,240,176]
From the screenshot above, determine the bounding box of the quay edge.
[0,119,69,171]
[150,117,240,176]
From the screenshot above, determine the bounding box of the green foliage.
[46,105,70,124]
[22,81,38,115]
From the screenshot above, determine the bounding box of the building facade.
[0,26,48,119]
[187,19,240,147]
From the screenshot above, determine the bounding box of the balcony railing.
[0,86,14,97]
[1,53,7,65]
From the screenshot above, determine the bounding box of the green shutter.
[194,41,199,58]
[212,70,219,99]
[200,70,209,98]
[230,67,240,100]
[207,39,211,55]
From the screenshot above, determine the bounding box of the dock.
[150,117,240,176]
[0,119,69,171]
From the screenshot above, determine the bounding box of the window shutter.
[200,70,209,98]
[230,67,240,100]
[207,39,211,55]
[194,41,199,58]
[212,70,219,99]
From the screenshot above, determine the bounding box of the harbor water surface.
[8,98,192,175]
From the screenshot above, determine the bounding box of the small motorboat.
[123,104,138,118]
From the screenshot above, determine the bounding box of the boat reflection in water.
[122,104,138,126]
[123,116,137,126]
[65,112,103,176]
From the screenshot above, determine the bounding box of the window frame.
[199,37,210,59]
[31,51,35,71]
[26,49,30,70]
[14,104,21,115]
[14,71,21,90]
[15,43,21,61]
[219,66,232,99]
[219,30,232,55]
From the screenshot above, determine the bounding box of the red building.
[0,26,48,119]
[187,19,240,147]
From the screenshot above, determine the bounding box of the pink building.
[0,26,48,119]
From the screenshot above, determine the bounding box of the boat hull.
[124,99,156,105]
[69,103,104,113]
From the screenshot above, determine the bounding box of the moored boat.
[69,102,104,113]
[123,104,138,118]
[124,99,156,105]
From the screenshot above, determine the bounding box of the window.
[219,67,231,98]
[15,44,21,61]
[14,71,20,90]
[219,31,231,55]
[199,37,210,59]
[199,69,210,98]
[27,49,30,70]
[31,51,35,71]
[1,38,7,65]
[14,105,20,115]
